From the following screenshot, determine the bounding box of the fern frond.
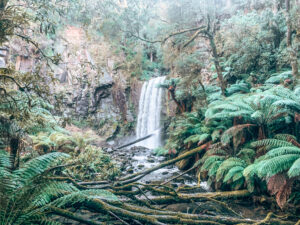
[216,158,246,182]
[15,152,70,184]
[243,164,258,193]
[201,156,225,172]
[0,150,11,168]
[274,134,297,142]
[223,166,244,183]
[237,148,256,164]
[257,154,300,178]
[272,100,300,112]
[208,161,223,177]
[266,147,300,157]
[31,182,78,207]
[251,139,293,148]
[184,133,210,144]
[288,158,300,178]
[50,189,118,208]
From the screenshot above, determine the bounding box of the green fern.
[257,154,300,178]
[265,71,293,84]
[266,147,300,157]
[237,148,256,164]
[223,166,244,183]
[288,158,300,178]
[251,139,294,149]
[208,161,223,177]
[184,133,210,144]
[216,158,246,182]
[0,152,118,224]
[274,134,297,141]
[201,156,226,172]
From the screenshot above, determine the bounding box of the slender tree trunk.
[198,79,208,105]
[10,138,19,170]
[285,0,299,78]
[258,126,266,140]
[208,34,226,96]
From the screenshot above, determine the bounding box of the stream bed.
[105,145,209,189]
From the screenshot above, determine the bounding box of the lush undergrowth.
[160,74,300,208]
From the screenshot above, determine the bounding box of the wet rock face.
[58,68,140,139]
[5,25,142,139]
[61,70,120,123]
[92,83,113,113]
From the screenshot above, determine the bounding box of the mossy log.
[83,198,295,225]
[140,189,251,205]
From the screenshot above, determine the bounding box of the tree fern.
[257,154,300,178]
[221,124,255,145]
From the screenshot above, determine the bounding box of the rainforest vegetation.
[1,0,300,224]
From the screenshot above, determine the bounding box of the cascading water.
[136,76,166,149]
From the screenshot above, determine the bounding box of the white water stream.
[136,76,166,149]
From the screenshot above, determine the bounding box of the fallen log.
[127,189,251,205]
[116,133,154,149]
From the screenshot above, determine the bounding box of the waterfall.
[136,76,166,149]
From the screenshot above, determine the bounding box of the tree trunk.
[285,0,299,78]
[168,86,185,113]
[208,34,226,96]
[10,138,19,170]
